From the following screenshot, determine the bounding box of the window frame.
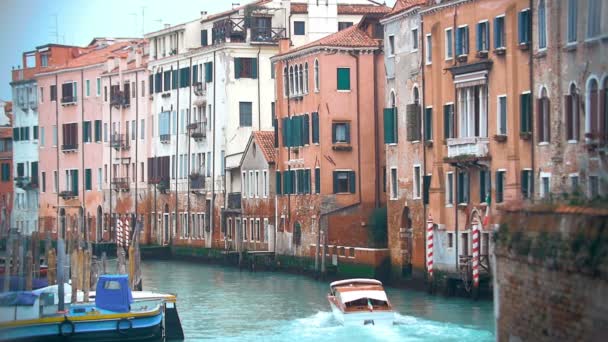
[494,14,506,49]
[540,172,551,199]
[411,28,419,52]
[446,171,454,206]
[388,35,395,56]
[425,33,432,65]
[413,165,422,199]
[390,167,398,200]
[445,27,454,60]
[294,21,305,36]
[336,67,351,92]
[497,94,507,135]
[538,0,547,50]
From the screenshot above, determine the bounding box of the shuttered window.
[456,26,469,56]
[94,120,102,142]
[312,112,320,143]
[518,9,531,45]
[179,67,191,88]
[201,30,208,46]
[476,21,490,52]
[276,171,282,195]
[424,107,433,141]
[480,169,491,203]
[148,75,153,94]
[83,121,91,143]
[496,171,505,203]
[234,58,258,79]
[154,72,162,93]
[85,168,92,191]
[333,170,355,194]
[444,104,455,139]
[62,123,78,150]
[1,163,9,182]
[315,168,320,194]
[423,175,431,204]
[192,65,199,84]
[163,70,171,91]
[384,107,397,144]
[521,170,532,199]
[457,171,470,203]
[337,68,350,91]
[537,94,551,143]
[520,93,532,133]
[205,62,213,82]
[494,16,506,49]
[407,104,421,141]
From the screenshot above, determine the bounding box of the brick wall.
[494,205,608,341]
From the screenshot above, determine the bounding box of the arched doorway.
[59,208,66,240]
[400,207,412,276]
[96,206,103,242]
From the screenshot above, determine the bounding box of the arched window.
[304,62,309,94]
[586,78,599,140]
[413,86,420,105]
[390,90,396,108]
[298,64,304,95]
[538,0,547,49]
[602,78,608,142]
[294,65,299,95]
[538,87,550,143]
[289,66,294,96]
[283,66,288,96]
[314,59,320,92]
[566,83,579,141]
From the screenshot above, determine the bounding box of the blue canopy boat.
[0,275,163,341]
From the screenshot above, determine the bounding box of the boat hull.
[0,312,163,342]
[329,299,395,327]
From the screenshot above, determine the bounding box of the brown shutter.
[565,95,573,140]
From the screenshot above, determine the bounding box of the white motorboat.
[327,278,395,326]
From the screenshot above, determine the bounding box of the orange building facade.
[272,18,388,275]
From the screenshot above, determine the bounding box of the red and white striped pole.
[125,218,130,248]
[117,217,123,249]
[472,217,480,288]
[426,214,434,280]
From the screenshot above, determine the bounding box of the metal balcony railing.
[189,122,207,140]
[189,173,205,190]
[110,133,130,150]
[160,134,171,143]
[251,27,286,43]
[61,143,78,152]
[61,95,77,105]
[111,177,130,191]
[59,190,77,198]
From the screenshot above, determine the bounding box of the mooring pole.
[57,239,66,312]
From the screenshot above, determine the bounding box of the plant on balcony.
[519,132,532,140]
[157,180,170,194]
[493,134,508,143]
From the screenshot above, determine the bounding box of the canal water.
[141,260,495,341]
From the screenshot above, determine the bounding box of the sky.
[0,0,395,101]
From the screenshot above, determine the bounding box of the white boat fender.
[59,318,75,337]
[117,318,133,335]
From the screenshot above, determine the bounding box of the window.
[239,102,253,127]
[407,88,422,141]
[333,170,355,194]
[457,85,488,138]
[445,28,453,59]
[388,35,395,56]
[262,170,268,198]
[98,168,102,191]
[304,63,309,94]
[204,62,213,82]
[314,59,320,92]
[315,168,320,194]
[390,168,398,199]
[40,87,44,103]
[520,92,532,134]
[456,26,469,56]
[338,22,353,31]
[457,171,470,203]
[85,168,92,191]
[538,0,547,49]
[41,54,48,67]
[521,169,533,199]
[495,170,506,203]
[411,28,418,51]
[567,0,577,43]
[589,175,600,198]
[96,78,101,96]
[83,121,91,143]
[494,16,506,49]
[477,21,490,52]
[447,232,454,248]
[62,123,78,150]
[480,169,491,203]
[518,9,531,45]
[538,87,551,143]
[50,85,57,101]
[255,171,260,197]
[566,84,579,141]
[332,122,350,144]
[444,103,455,139]
[53,171,58,192]
[234,58,258,79]
[425,34,432,64]
[94,120,102,142]
[587,0,601,38]
[103,123,108,142]
[41,171,46,192]
[337,68,350,91]
[497,96,507,135]
[412,165,422,199]
[294,21,305,35]
[61,81,77,104]
[540,173,551,199]
[384,106,397,144]
[0,163,9,182]
[52,125,57,146]
[446,172,454,205]
[140,119,145,140]
[570,174,579,192]
[424,107,433,141]
[85,80,90,97]
[201,29,208,46]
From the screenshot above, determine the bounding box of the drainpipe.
[81,69,86,242]
[529,0,535,202]
[257,47,262,130]
[109,75,113,243]
[211,50,217,246]
[285,60,291,245]
[187,57,192,238]
[373,48,380,208]
[174,58,180,245]
[452,7,461,276]
[420,15,432,274]
[135,71,139,231]
[55,73,60,238]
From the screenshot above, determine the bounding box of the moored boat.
[327,278,395,326]
[0,274,163,341]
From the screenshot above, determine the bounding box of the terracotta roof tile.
[291,2,308,14]
[386,0,425,16]
[204,0,273,22]
[277,24,380,58]
[337,4,391,15]
[252,131,276,164]
[42,40,144,72]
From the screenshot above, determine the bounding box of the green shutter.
[332,123,337,143]
[234,58,242,79]
[315,168,320,194]
[333,171,338,193]
[284,170,291,194]
[293,116,301,147]
[383,108,396,144]
[252,58,258,79]
[303,114,310,145]
[496,171,504,203]
[72,170,79,195]
[85,169,92,190]
[305,169,311,194]
[345,123,351,143]
[276,171,282,195]
[205,62,213,82]
[521,170,529,198]
[337,68,350,90]
[290,170,296,194]
[424,107,433,141]
[13,128,19,141]
[520,93,531,133]
[192,65,198,83]
[348,171,356,193]
[423,175,431,204]
[312,112,319,143]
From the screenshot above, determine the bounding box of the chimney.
[135,50,142,68]
[200,11,208,20]
[278,38,290,54]
[119,56,127,72]
[232,3,240,10]
[107,57,115,73]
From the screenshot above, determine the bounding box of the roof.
[252,131,276,164]
[330,278,383,288]
[337,4,391,15]
[386,0,425,17]
[275,24,381,59]
[203,0,273,22]
[291,2,308,14]
[39,40,144,73]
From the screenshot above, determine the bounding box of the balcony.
[59,190,77,199]
[250,27,286,43]
[61,143,78,152]
[111,177,130,192]
[189,173,205,192]
[15,176,38,190]
[188,122,207,141]
[445,137,490,164]
[160,134,171,144]
[110,133,130,150]
[110,91,130,109]
[61,95,77,106]
[227,192,241,210]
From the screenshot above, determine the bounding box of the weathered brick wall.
[494,206,608,341]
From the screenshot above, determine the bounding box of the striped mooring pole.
[426,214,434,280]
[117,217,123,249]
[472,217,480,288]
[124,218,130,248]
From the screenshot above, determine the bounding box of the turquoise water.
[141,260,495,341]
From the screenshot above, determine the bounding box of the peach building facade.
[272,17,387,274]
